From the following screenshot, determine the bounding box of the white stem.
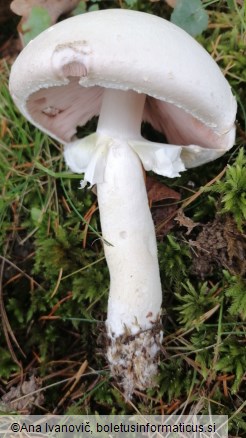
[97,88,145,140]
[96,89,162,337]
[96,89,162,396]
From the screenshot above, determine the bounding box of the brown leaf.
[1,375,44,413]
[153,203,180,238]
[146,176,181,239]
[146,176,180,207]
[174,209,200,235]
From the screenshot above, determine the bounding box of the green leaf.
[125,0,138,6]
[171,0,208,36]
[88,4,99,12]
[72,1,87,15]
[226,0,235,11]
[31,207,43,225]
[22,6,52,45]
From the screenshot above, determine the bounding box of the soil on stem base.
[107,317,163,399]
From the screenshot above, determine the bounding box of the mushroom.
[9,9,237,397]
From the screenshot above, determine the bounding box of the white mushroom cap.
[9,8,237,169]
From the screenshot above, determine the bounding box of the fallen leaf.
[146,176,181,238]
[11,0,80,22]
[11,0,80,45]
[146,176,180,207]
[153,203,180,238]
[171,0,208,37]
[21,6,52,45]
[1,375,44,413]
[174,209,200,235]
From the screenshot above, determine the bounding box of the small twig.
[0,255,25,366]
[53,360,88,413]
[50,268,63,298]
[156,166,227,234]
[0,255,45,291]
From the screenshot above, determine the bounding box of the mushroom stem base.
[107,319,162,399]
